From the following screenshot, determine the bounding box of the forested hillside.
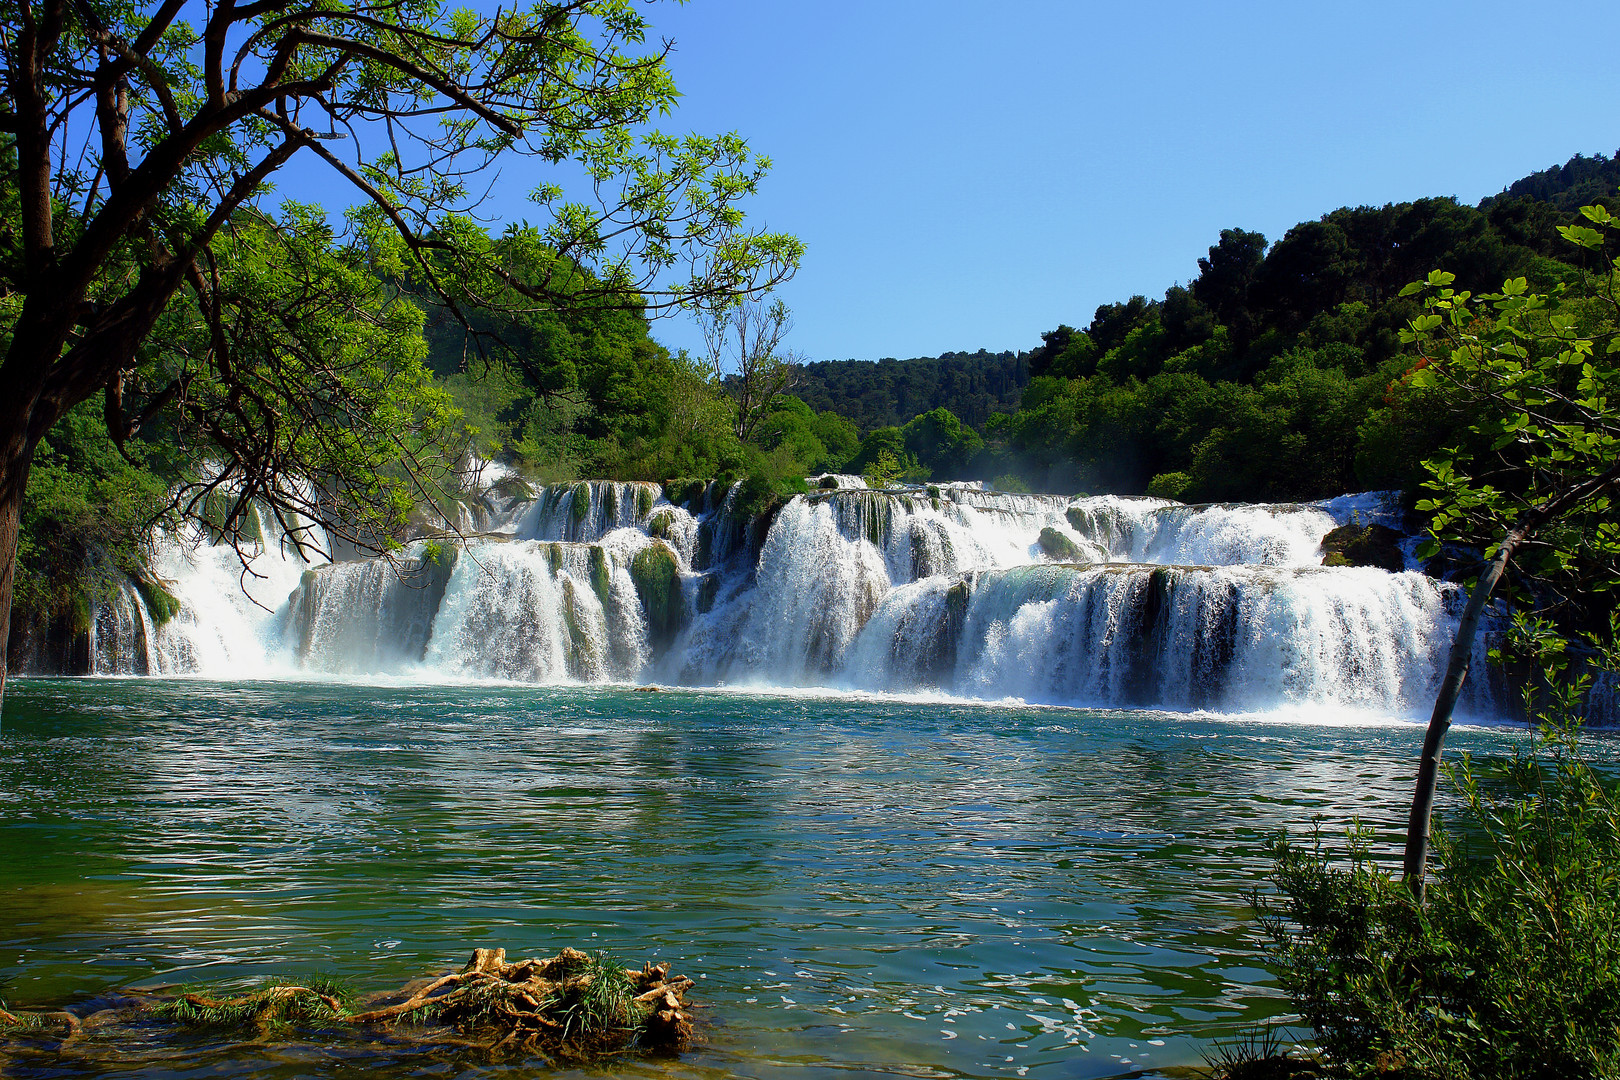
[861,149,1620,500]
[791,351,1029,432]
[1480,151,1620,214]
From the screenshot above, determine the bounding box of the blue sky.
[280,1,1620,364]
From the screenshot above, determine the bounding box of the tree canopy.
[0,0,801,696]
[984,153,1620,501]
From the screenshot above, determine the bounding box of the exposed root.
[360,947,694,1060]
[0,1006,79,1036]
[0,948,694,1064]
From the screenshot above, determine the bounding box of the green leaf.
[1558,224,1605,250]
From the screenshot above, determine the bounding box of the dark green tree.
[1193,227,1267,348]
[902,407,983,481]
[0,0,799,702]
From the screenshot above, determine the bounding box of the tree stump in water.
[351,947,694,1057]
[0,947,695,1064]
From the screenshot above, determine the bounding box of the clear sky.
[279,1,1620,364]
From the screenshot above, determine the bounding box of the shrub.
[730,469,803,520]
[1256,730,1620,1079]
[1145,470,1192,500]
[990,473,1030,493]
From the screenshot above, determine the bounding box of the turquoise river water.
[0,679,1586,1079]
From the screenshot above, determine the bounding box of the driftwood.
[0,947,694,1063]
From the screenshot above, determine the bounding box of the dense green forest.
[820,149,1620,500]
[791,351,1029,431]
[14,149,1620,653]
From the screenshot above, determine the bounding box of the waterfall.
[51,478,1519,720]
[514,481,664,542]
[283,546,457,674]
[421,538,652,682]
[87,572,154,675]
[842,563,1477,715]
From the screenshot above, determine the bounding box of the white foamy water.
[60,481,1513,720]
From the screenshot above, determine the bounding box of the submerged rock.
[1320,524,1405,573]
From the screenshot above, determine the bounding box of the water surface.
[0,679,1564,1079]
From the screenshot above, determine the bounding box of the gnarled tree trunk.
[0,414,41,724]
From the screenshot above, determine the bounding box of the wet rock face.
[1320,524,1406,573]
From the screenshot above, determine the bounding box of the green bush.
[730,466,804,521]
[1257,731,1620,1079]
[1145,470,1192,500]
[14,401,178,640]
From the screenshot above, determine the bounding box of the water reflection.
[0,679,1579,1080]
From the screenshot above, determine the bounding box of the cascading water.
[52,477,1513,719]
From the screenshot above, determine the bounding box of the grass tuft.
[548,952,649,1045]
[1204,1024,1322,1079]
[154,978,346,1029]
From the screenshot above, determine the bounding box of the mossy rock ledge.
[647,510,676,540]
[631,543,684,649]
[570,482,593,525]
[0,947,695,1063]
[1037,526,1085,563]
[1320,523,1406,573]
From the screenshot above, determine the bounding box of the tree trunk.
[1401,540,1515,900]
[0,424,36,728]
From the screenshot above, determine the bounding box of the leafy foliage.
[1261,583,1620,1080]
[982,151,1620,501]
[13,401,174,641]
[1259,730,1620,1079]
[847,427,927,485]
[1399,210,1620,630]
[152,208,467,555]
[901,407,984,480]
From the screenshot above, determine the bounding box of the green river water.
[0,679,1575,1079]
